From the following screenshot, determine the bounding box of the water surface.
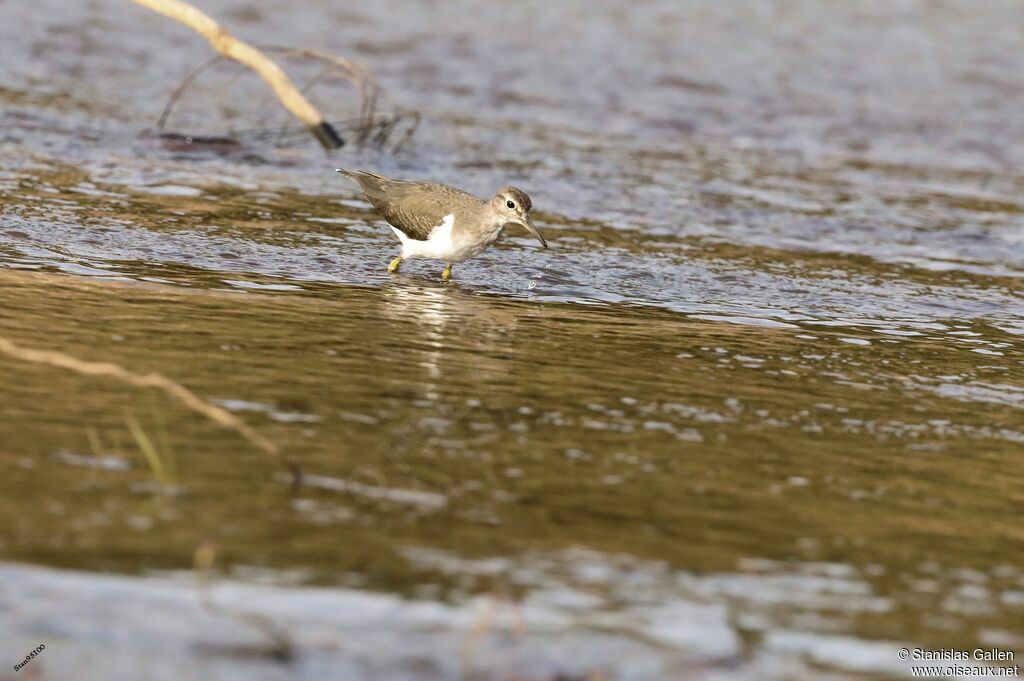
[1,1,1023,679]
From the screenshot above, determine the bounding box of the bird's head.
[490,186,547,248]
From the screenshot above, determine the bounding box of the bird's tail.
[335,168,391,181]
[334,168,361,181]
[333,169,393,203]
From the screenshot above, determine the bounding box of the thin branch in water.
[263,47,381,144]
[0,335,302,486]
[157,54,225,129]
[274,64,336,147]
[155,41,418,151]
[131,0,343,149]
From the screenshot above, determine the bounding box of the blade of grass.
[126,414,172,485]
[86,427,105,458]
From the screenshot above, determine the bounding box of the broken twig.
[131,0,344,149]
[156,45,419,152]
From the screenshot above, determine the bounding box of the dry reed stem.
[156,54,225,130]
[131,0,343,149]
[157,45,418,151]
[266,48,381,143]
[0,335,301,485]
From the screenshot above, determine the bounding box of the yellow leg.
[441,263,453,280]
[387,256,402,273]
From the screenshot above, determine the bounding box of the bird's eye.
[506,200,516,210]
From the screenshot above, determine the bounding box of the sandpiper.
[335,169,547,279]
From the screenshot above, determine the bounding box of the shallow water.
[1,1,1023,679]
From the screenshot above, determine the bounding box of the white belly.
[391,214,498,263]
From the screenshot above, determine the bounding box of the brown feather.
[336,169,484,241]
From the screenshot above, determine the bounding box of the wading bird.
[336,169,547,280]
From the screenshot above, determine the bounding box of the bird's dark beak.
[519,215,548,248]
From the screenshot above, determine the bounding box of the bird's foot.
[387,256,403,273]
[441,263,453,280]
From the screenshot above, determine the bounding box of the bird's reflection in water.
[377,281,525,451]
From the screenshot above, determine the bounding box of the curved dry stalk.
[264,47,381,141]
[131,0,343,149]
[156,40,416,151]
[156,54,225,129]
[387,110,421,153]
[0,335,302,486]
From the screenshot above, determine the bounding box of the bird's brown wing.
[336,169,480,241]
